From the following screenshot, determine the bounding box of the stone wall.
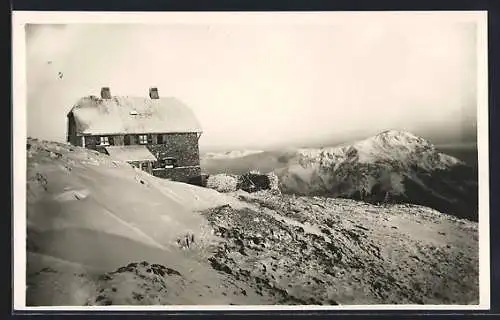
[152,166,201,183]
[84,135,98,149]
[147,133,200,167]
[77,132,201,183]
[81,133,200,168]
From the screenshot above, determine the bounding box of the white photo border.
[12,10,490,311]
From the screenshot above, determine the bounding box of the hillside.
[277,130,478,221]
[25,138,479,306]
[26,138,264,305]
[201,131,478,221]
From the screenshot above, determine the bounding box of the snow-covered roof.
[69,96,202,135]
[105,145,157,162]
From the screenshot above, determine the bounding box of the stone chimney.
[101,87,111,99]
[149,87,159,99]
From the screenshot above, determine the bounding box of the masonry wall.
[76,132,201,183]
[84,135,98,149]
[146,133,200,167]
[81,132,199,159]
[152,166,201,183]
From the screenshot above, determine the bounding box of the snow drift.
[25,138,263,306]
[24,137,479,306]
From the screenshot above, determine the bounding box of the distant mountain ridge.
[278,130,478,221]
[290,130,464,172]
[201,130,478,221]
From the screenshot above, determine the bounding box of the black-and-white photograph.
[13,11,489,309]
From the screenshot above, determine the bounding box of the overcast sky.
[24,13,479,151]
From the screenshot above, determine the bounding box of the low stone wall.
[152,166,201,183]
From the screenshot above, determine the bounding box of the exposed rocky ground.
[201,192,479,305]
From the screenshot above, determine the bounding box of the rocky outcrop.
[201,192,479,305]
[236,173,271,193]
[91,262,184,305]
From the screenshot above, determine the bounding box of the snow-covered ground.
[202,191,479,305]
[24,138,479,306]
[26,138,262,306]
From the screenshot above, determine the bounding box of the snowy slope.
[26,139,243,249]
[276,130,478,221]
[202,192,479,305]
[26,138,264,306]
[25,137,479,306]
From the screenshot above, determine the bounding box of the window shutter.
[147,134,153,144]
[109,136,114,145]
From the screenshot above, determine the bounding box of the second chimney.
[149,87,159,99]
[101,87,111,99]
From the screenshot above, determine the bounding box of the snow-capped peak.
[351,130,436,164]
[369,130,433,148]
[294,130,464,171]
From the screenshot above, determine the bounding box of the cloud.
[24,17,478,149]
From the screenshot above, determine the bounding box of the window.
[99,136,110,146]
[157,134,164,144]
[164,157,177,168]
[138,134,148,144]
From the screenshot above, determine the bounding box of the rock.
[90,261,184,305]
[188,173,209,187]
[237,173,271,193]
